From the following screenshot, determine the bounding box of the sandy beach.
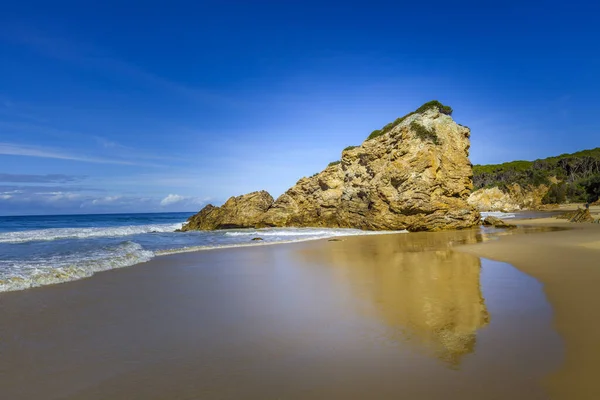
[458,208,600,399]
[3,1,599,399]
[0,226,567,400]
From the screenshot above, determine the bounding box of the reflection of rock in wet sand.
[299,230,490,366]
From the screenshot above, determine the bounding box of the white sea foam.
[480,211,516,219]
[0,241,154,292]
[223,227,407,237]
[159,228,409,255]
[0,223,183,244]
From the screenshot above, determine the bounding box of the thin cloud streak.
[0,173,85,183]
[0,142,161,166]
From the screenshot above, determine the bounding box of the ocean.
[0,212,405,292]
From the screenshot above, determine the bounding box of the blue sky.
[1,0,599,215]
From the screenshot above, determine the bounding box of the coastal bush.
[582,175,600,202]
[328,160,341,167]
[343,145,358,152]
[365,100,452,141]
[476,147,600,204]
[410,121,439,145]
[566,183,587,203]
[542,183,567,204]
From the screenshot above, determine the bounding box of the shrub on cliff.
[410,121,439,145]
[366,100,452,141]
[415,100,453,115]
[328,160,341,167]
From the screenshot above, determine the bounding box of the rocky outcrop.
[181,191,273,230]
[467,187,520,212]
[183,102,480,232]
[468,183,549,212]
[482,216,517,228]
[556,208,594,223]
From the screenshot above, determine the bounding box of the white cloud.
[91,196,122,205]
[160,194,185,206]
[44,192,83,202]
[160,194,208,208]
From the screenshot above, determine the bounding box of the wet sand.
[0,228,561,399]
[458,216,600,400]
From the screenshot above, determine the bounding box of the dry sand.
[0,228,563,400]
[458,215,600,399]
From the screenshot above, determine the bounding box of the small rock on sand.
[482,216,517,228]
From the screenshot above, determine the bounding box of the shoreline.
[0,228,408,293]
[2,213,599,398]
[456,216,600,399]
[0,225,560,399]
[155,229,408,256]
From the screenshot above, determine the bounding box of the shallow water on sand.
[0,229,562,399]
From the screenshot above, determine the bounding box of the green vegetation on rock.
[343,145,358,152]
[328,160,341,167]
[473,147,600,203]
[414,100,453,116]
[366,100,452,141]
[410,121,439,145]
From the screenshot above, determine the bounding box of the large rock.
[181,191,273,230]
[183,102,480,232]
[467,187,520,212]
[468,184,549,212]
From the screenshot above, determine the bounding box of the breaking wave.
[0,241,154,292]
[0,223,183,244]
[480,211,516,219]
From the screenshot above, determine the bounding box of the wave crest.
[0,223,183,244]
[0,241,154,292]
[480,211,516,219]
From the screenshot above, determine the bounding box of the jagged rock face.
[468,187,520,212]
[262,108,479,231]
[183,106,480,232]
[181,191,273,230]
[468,184,549,212]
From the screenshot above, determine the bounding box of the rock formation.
[468,183,549,212]
[556,208,594,223]
[482,216,517,228]
[182,101,480,232]
[183,191,273,230]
